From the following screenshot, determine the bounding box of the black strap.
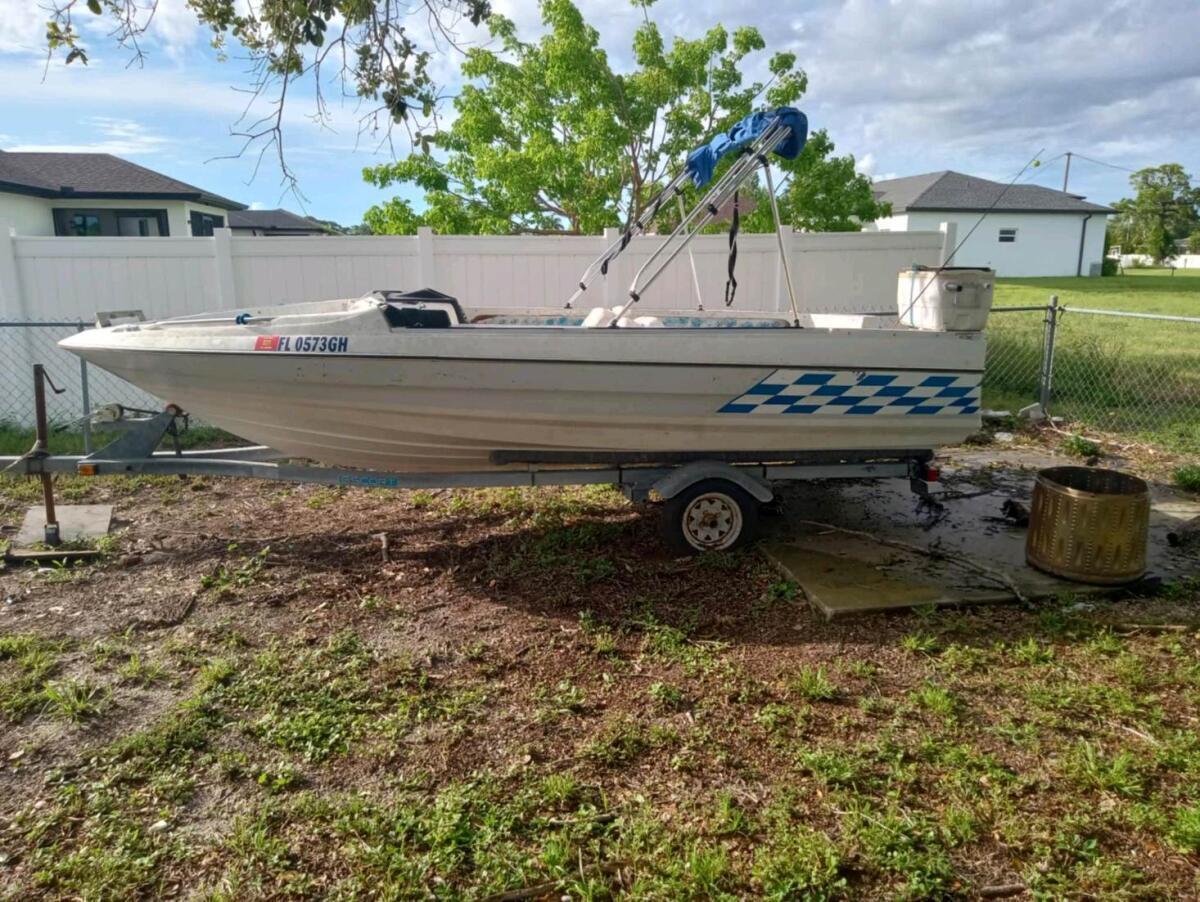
[724,190,740,307]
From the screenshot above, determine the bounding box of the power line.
[1070,152,1138,174]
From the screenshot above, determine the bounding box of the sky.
[1,0,1198,226]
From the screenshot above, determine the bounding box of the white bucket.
[897,267,994,331]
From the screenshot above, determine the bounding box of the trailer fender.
[650,461,774,503]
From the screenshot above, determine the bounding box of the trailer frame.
[3,365,938,554]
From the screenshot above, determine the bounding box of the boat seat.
[582,306,617,328]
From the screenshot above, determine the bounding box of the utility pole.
[1062,151,1073,192]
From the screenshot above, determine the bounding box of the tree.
[44,0,490,186]
[363,0,887,235]
[1108,164,1199,263]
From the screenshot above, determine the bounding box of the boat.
[60,108,991,474]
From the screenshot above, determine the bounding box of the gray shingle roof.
[0,151,244,210]
[228,208,326,232]
[873,170,1114,215]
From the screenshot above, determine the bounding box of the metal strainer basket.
[1026,466,1150,585]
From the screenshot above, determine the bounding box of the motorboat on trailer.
[60,108,994,475]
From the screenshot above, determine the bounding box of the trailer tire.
[661,479,759,555]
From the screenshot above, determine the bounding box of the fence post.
[1039,294,1060,412]
[416,226,436,286]
[0,227,24,318]
[602,227,620,309]
[213,227,238,310]
[78,325,93,454]
[938,221,958,267]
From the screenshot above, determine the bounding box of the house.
[0,150,244,237]
[228,208,328,236]
[867,171,1114,276]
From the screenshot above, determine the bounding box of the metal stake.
[1039,295,1060,413]
[32,364,60,546]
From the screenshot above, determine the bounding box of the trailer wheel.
[661,479,759,555]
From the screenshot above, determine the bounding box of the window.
[53,208,169,237]
[190,212,225,236]
[998,228,1018,243]
[68,213,102,236]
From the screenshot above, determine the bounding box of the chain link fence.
[981,299,1200,459]
[0,321,163,453]
[1050,308,1200,455]
[981,305,1050,416]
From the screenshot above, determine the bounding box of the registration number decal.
[254,335,349,353]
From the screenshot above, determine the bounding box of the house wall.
[865,213,909,232]
[0,191,55,235]
[902,211,1107,277]
[0,192,234,237]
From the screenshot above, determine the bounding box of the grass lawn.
[1,473,1199,898]
[987,270,1200,454]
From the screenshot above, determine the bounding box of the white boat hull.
[62,304,987,473]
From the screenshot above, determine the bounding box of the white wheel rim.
[682,492,743,551]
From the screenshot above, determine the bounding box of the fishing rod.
[897,148,1046,324]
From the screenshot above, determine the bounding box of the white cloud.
[249,200,266,210]
[0,0,45,54]
[5,116,174,155]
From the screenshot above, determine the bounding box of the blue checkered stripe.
[719,370,981,416]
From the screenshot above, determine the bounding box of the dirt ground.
[1,429,1199,899]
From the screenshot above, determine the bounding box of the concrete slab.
[766,448,1200,618]
[15,505,113,547]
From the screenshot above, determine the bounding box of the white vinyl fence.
[1,225,949,428]
[1,226,949,321]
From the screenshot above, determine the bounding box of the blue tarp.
[684,107,807,188]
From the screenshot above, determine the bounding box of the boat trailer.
[3,366,938,555]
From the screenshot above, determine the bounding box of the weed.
[583,718,650,766]
[1166,804,1200,853]
[911,683,960,720]
[358,594,385,612]
[1066,741,1146,798]
[539,773,581,808]
[712,791,755,836]
[0,635,68,721]
[846,659,880,680]
[305,487,343,510]
[753,826,846,900]
[755,702,800,733]
[900,632,941,656]
[201,546,270,594]
[534,680,587,719]
[254,762,302,794]
[1011,637,1055,665]
[1063,434,1101,458]
[647,681,686,710]
[118,653,166,686]
[1172,464,1200,493]
[42,679,107,721]
[788,665,837,701]
[409,490,437,509]
[796,748,866,788]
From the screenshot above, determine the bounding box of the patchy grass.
[2,469,1200,898]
